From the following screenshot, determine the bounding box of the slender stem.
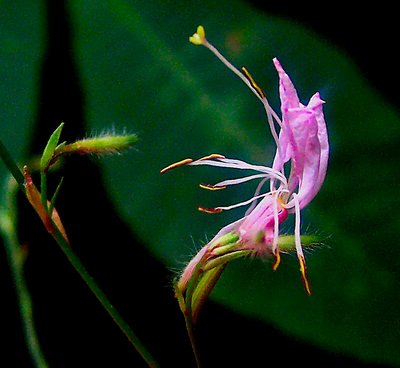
[183,311,202,368]
[0,177,49,368]
[182,260,206,368]
[174,278,202,367]
[49,223,159,368]
[40,171,48,211]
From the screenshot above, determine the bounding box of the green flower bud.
[55,134,138,157]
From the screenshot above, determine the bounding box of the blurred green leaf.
[69,0,400,365]
[0,2,45,177]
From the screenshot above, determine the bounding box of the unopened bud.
[55,134,137,157]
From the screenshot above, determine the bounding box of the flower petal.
[272,59,329,209]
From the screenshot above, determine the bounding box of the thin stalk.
[40,171,48,212]
[49,221,159,368]
[0,177,49,368]
[183,308,202,368]
[182,259,206,368]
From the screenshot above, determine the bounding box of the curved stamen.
[202,37,283,151]
[272,190,280,267]
[202,40,264,103]
[190,157,287,185]
[207,192,271,213]
[292,193,311,295]
[213,173,270,188]
[245,178,268,216]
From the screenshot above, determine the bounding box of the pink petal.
[272,59,329,209]
[273,58,300,109]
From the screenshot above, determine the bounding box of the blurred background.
[1,1,399,367]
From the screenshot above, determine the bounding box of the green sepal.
[203,250,250,272]
[191,264,226,322]
[40,122,64,172]
[209,230,240,250]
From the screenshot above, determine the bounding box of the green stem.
[49,223,158,368]
[0,177,49,368]
[40,171,48,211]
[182,259,206,368]
[183,309,202,368]
[174,279,202,368]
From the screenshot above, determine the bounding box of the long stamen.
[190,159,287,186]
[199,192,270,215]
[203,37,283,144]
[272,191,280,270]
[245,178,268,216]
[202,40,263,102]
[242,67,282,165]
[212,173,269,188]
[293,193,311,295]
[200,34,286,189]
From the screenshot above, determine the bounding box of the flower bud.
[54,134,137,157]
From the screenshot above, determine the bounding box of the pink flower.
[163,26,329,296]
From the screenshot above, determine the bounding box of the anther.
[272,248,281,271]
[160,158,193,174]
[299,255,312,296]
[241,67,266,99]
[199,183,226,191]
[198,206,223,214]
[198,153,225,161]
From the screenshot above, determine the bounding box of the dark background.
[1,1,397,367]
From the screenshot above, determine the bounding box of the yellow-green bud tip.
[189,25,206,45]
